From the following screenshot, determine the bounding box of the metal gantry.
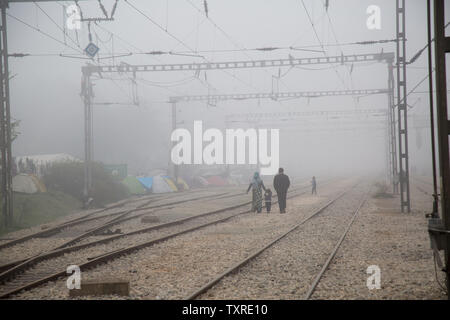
[0,0,12,226]
[396,0,411,212]
[224,109,388,121]
[387,59,398,194]
[81,70,94,202]
[89,52,395,74]
[169,89,389,104]
[81,52,396,198]
[432,0,450,298]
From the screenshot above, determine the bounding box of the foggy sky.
[6,0,447,176]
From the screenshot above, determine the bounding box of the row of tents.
[121,174,246,195]
[10,173,247,196]
[122,175,184,195]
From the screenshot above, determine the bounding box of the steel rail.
[0,181,318,298]
[184,185,356,300]
[0,189,256,276]
[0,189,256,277]
[0,189,234,250]
[52,190,239,249]
[304,193,368,299]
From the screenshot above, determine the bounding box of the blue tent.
[137,177,153,190]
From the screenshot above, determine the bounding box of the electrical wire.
[91,21,191,97]
[183,0,291,98]
[124,0,221,93]
[320,0,355,91]
[124,0,269,96]
[33,2,82,51]
[299,0,349,92]
[8,6,139,103]
[6,12,83,55]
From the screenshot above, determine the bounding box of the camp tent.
[175,177,190,191]
[162,176,178,192]
[12,174,47,194]
[151,175,176,193]
[135,175,177,194]
[122,176,147,195]
[137,177,153,190]
[193,176,209,187]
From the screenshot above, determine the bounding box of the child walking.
[264,188,272,213]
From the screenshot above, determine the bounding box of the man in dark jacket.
[273,168,290,213]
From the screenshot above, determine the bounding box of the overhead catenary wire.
[320,0,355,90]
[299,0,350,93]
[183,0,291,100]
[122,1,218,93]
[407,21,450,65]
[7,5,140,104]
[33,2,82,51]
[6,12,84,55]
[14,40,398,59]
[88,17,193,97]
[123,0,257,94]
[11,2,406,107]
[64,1,199,98]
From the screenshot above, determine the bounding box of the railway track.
[0,188,251,271]
[412,176,434,187]
[0,179,320,298]
[0,183,307,271]
[0,187,243,251]
[0,178,314,269]
[411,177,437,197]
[167,182,368,300]
[304,193,367,299]
[184,184,365,300]
[0,188,257,272]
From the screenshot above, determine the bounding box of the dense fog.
[7,0,445,178]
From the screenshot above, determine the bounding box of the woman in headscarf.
[246,172,266,213]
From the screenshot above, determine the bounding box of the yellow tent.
[163,176,178,192]
[176,177,190,191]
[30,174,47,192]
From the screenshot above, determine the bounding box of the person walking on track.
[273,168,290,213]
[264,188,272,213]
[247,172,266,213]
[311,176,317,195]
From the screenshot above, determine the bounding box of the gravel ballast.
[8,178,353,299]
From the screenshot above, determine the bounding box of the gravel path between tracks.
[308,179,446,299]
[198,183,369,299]
[9,178,353,299]
[200,179,446,300]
